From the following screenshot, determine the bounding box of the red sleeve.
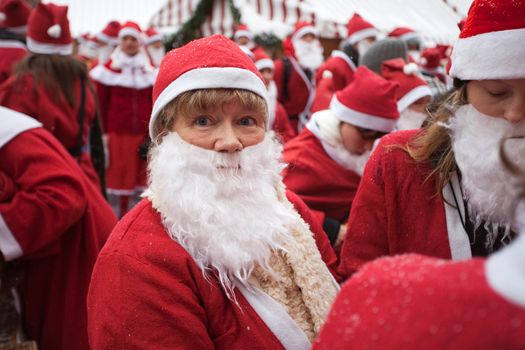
[0,129,87,261]
[285,190,339,281]
[93,81,111,132]
[0,75,40,119]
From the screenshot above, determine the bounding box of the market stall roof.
[150,0,473,45]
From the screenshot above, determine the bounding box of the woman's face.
[467,79,525,123]
[339,123,378,155]
[171,102,266,152]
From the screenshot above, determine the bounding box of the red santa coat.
[283,126,361,224]
[88,192,338,349]
[314,235,525,349]
[338,130,476,280]
[0,40,27,84]
[0,72,101,188]
[0,107,117,350]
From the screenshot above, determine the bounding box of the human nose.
[504,97,525,123]
[214,124,243,153]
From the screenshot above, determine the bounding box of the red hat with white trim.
[345,13,378,45]
[233,24,253,41]
[253,48,274,71]
[27,3,72,55]
[450,0,525,80]
[97,20,120,46]
[0,0,31,34]
[150,34,268,139]
[145,26,162,45]
[381,58,431,112]
[388,27,420,42]
[291,21,318,42]
[118,21,143,43]
[330,66,399,132]
[420,47,441,70]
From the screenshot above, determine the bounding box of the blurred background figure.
[0,0,30,84]
[144,26,164,68]
[93,20,120,66]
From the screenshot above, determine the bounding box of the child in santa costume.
[90,21,158,217]
[0,106,116,349]
[144,26,164,68]
[338,0,525,280]
[87,35,339,349]
[0,0,30,85]
[283,67,398,246]
[274,21,323,133]
[0,2,106,192]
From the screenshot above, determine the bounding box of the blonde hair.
[151,88,268,144]
[405,85,468,198]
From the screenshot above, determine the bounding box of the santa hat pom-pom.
[0,12,6,23]
[47,24,62,38]
[322,70,333,79]
[403,62,419,75]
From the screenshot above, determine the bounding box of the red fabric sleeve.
[273,103,296,143]
[0,171,16,203]
[0,129,87,259]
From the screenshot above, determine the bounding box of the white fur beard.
[396,109,427,130]
[148,46,165,67]
[450,104,525,244]
[294,39,324,71]
[145,132,299,295]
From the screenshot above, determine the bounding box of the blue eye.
[195,116,211,126]
[239,116,256,126]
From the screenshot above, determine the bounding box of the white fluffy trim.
[347,27,378,45]
[329,96,397,133]
[26,37,72,55]
[450,28,525,80]
[397,85,432,112]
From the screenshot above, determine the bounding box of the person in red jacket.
[88,35,339,349]
[283,67,399,246]
[90,21,157,217]
[0,3,105,192]
[0,106,117,350]
[338,0,525,280]
[0,0,30,85]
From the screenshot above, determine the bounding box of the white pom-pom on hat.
[47,24,61,38]
[403,62,419,75]
[0,12,6,23]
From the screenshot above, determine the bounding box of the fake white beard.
[293,39,324,71]
[396,108,427,130]
[450,104,525,237]
[147,46,165,67]
[110,47,154,72]
[97,45,115,64]
[145,132,300,294]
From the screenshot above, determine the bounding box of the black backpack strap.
[282,56,292,101]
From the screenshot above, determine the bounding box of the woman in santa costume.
[0,106,116,349]
[283,66,399,246]
[338,0,525,280]
[88,35,339,349]
[90,21,157,217]
[0,2,105,191]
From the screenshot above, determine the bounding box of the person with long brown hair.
[338,0,525,280]
[0,2,105,192]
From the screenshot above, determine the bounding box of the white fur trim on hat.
[255,58,274,71]
[399,31,420,42]
[234,30,253,41]
[450,28,525,80]
[330,96,397,132]
[397,85,432,112]
[347,27,378,45]
[119,27,143,42]
[26,37,72,55]
[292,26,319,41]
[150,67,268,139]
[146,33,163,45]
[97,32,119,46]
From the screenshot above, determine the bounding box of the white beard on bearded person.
[97,44,115,64]
[293,38,324,71]
[147,45,165,67]
[396,108,428,130]
[144,131,307,296]
[449,104,525,247]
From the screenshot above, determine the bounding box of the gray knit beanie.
[359,38,408,74]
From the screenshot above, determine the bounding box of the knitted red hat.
[330,66,399,132]
[27,3,72,55]
[253,48,274,71]
[119,21,143,43]
[150,34,268,138]
[145,27,162,45]
[291,21,318,41]
[97,20,120,46]
[381,58,431,112]
[388,27,420,42]
[0,0,30,34]
[233,23,253,41]
[345,13,378,45]
[450,0,525,80]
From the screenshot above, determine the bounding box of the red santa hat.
[233,23,253,41]
[420,47,442,70]
[97,20,121,46]
[345,13,378,45]
[450,0,525,80]
[26,3,72,55]
[291,21,319,42]
[150,34,268,138]
[145,26,162,45]
[253,48,274,71]
[0,0,31,34]
[330,66,399,132]
[118,21,144,43]
[388,27,420,42]
[381,58,431,112]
